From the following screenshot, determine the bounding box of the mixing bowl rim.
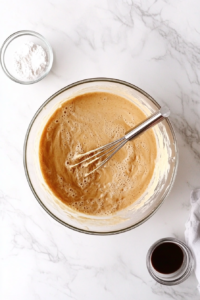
[23,77,179,235]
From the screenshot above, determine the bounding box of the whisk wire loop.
[69,107,170,177]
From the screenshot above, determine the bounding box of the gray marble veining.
[1,0,200,299]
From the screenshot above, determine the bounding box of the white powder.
[14,42,47,80]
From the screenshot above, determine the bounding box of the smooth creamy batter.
[39,92,157,215]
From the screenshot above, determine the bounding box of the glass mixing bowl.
[23,78,178,235]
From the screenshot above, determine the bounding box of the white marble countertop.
[1,0,200,299]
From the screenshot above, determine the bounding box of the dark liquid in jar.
[151,242,184,274]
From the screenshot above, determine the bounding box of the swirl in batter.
[39,92,157,215]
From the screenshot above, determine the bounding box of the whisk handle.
[125,107,170,141]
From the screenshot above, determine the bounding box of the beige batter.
[39,92,157,215]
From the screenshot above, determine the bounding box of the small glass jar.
[146,237,194,285]
[0,30,53,84]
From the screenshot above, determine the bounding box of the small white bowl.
[0,30,53,84]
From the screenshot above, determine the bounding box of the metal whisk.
[70,107,170,177]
